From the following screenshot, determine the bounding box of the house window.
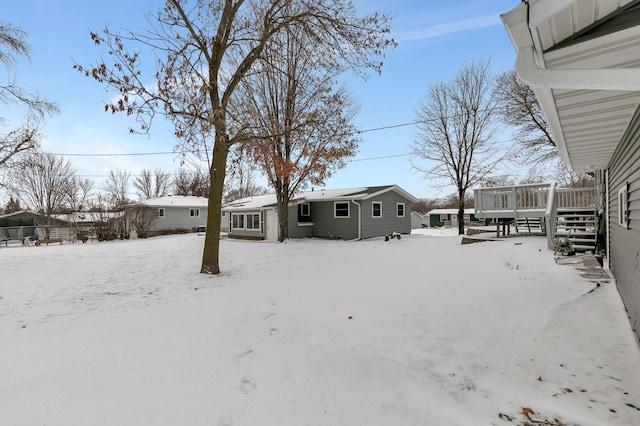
[300,203,310,217]
[246,213,260,230]
[189,208,200,217]
[372,201,382,218]
[158,208,165,218]
[397,203,405,217]
[334,201,350,218]
[232,213,245,230]
[618,184,629,228]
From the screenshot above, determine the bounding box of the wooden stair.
[554,208,597,253]
[514,217,544,235]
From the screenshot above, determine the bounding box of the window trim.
[397,203,405,218]
[246,213,261,231]
[334,201,350,218]
[231,213,245,230]
[618,184,629,228]
[189,208,200,218]
[372,201,382,218]
[158,208,165,218]
[300,203,311,217]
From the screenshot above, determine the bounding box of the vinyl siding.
[151,206,207,230]
[360,192,412,239]
[608,104,640,340]
[311,201,359,240]
[287,205,313,238]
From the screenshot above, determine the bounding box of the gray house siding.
[360,192,411,239]
[287,205,313,239]
[608,105,640,340]
[311,201,358,240]
[152,206,207,230]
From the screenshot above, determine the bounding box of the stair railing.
[544,183,557,249]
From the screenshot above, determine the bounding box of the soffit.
[529,0,640,171]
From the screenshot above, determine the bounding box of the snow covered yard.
[1,230,639,425]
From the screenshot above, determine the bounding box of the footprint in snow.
[235,348,253,363]
[240,377,255,394]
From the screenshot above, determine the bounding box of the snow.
[1,230,639,425]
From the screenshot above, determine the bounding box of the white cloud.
[396,15,501,42]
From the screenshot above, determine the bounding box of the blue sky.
[3,0,520,200]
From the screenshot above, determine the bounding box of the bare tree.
[412,60,500,235]
[1,22,59,169]
[103,170,132,209]
[238,24,360,241]
[174,168,210,197]
[75,0,394,274]
[133,168,173,200]
[223,155,267,202]
[494,68,557,167]
[126,204,158,238]
[7,152,76,238]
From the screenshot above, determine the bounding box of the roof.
[0,211,69,226]
[223,185,419,211]
[501,0,640,172]
[142,196,209,208]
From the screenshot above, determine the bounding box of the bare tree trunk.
[200,137,229,275]
[458,189,466,235]
[275,182,290,242]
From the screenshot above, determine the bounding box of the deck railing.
[556,187,597,209]
[474,183,554,218]
[474,183,597,249]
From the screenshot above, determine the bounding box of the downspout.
[351,199,361,241]
[516,45,640,91]
[605,169,610,269]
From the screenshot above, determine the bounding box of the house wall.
[152,206,207,231]
[287,205,313,239]
[608,105,640,340]
[310,201,359,240]
[360,192,412,239]
[411,212,425,229]
[220,211,230,232]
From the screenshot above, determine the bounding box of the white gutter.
[515,45,640,91]
[351,200,361,241]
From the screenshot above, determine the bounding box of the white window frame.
[232,213,245,230]
[618,184,629,228]
[246,213,261,230]
[334,201,350,218]
[372,201,382,218]
[158,208,165,218]
[189,208,200,218]
[397,203,405,218]
[300,203,311,217]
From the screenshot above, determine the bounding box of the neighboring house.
[142,196,208,231]
[425,208,484,228]
[501,0,640,340]
[0,211,70,240]
[222,185,418,241]
[411,211,427,229]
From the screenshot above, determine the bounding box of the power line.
[46,120,423,158]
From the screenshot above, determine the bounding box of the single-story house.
[141,195,208,231]
[425,208,487,228]
[222,185,419,241]
[501,0,640,340]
